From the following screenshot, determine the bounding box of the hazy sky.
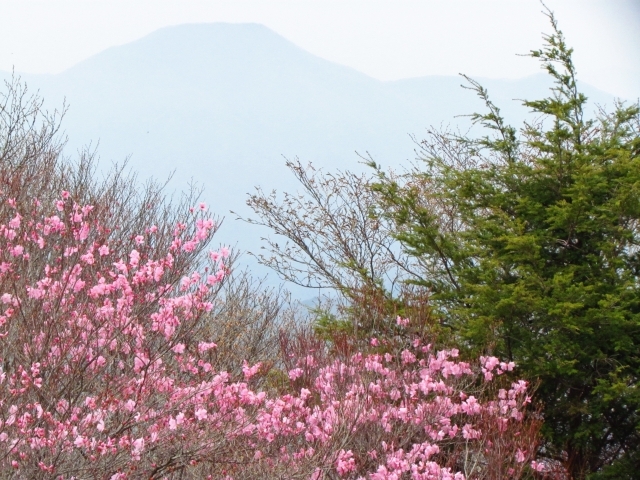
[0,0,638,99]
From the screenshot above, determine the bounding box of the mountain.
[0,23,620,293]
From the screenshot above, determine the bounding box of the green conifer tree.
[372,12,640,479]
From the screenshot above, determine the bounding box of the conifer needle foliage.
[371,11,640,479]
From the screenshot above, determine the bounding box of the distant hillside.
[0,23,620,293]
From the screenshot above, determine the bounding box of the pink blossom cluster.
[0,194,542,479]
[267,334,541,479]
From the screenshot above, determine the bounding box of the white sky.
[0,0,638,99]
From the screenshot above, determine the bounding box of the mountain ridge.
[0,23,620,294]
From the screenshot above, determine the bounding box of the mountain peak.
[60,22,346,79]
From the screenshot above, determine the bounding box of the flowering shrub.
[0,191,541,478]
[0,191,234,477]
[267,329,543,480]
[0,191,542,478]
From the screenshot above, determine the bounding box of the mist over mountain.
[0,23,620,294]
